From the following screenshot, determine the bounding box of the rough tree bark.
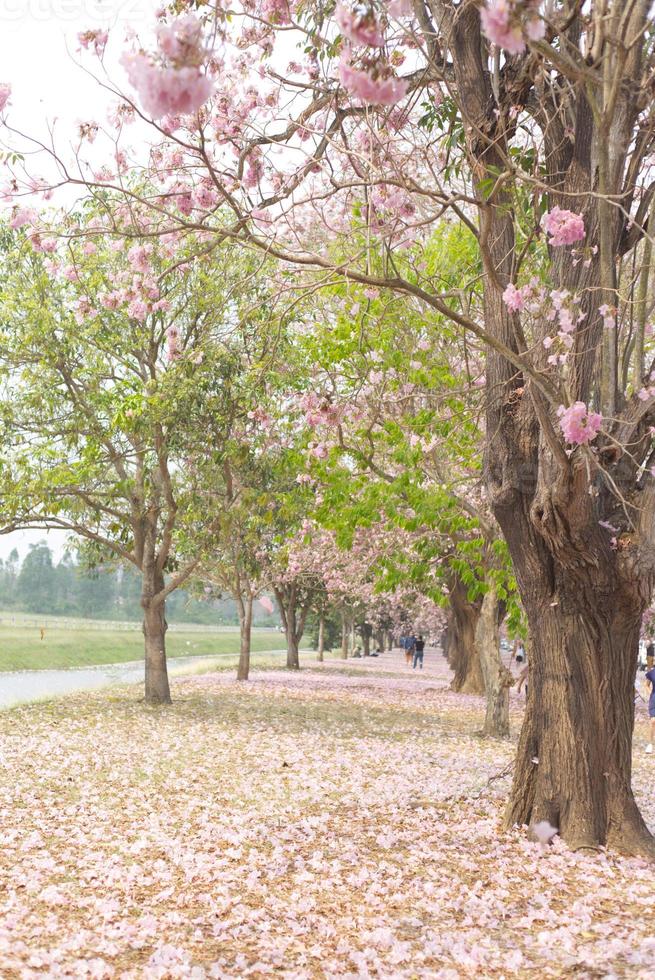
[142,566,171,705]
[317,611,325,662]
[445,0,655,854]
[448,578,484,695]
[236,593,253,681]
[273,584,308,670]
[340,612,349,659]
[475,583,512,739]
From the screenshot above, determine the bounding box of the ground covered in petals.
[1,651,655,978]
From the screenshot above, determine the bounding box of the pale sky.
[0,0,159,562]
[0,0,158,138]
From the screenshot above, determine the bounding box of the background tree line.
[0,542,278,627]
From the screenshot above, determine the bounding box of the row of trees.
[2,0,653,856]
[0,542,263,625]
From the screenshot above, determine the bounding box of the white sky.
[0,0,160,562]
[0,0,158,137]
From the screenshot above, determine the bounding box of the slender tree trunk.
[362,627,371,657]
[142,568,171,705]
[286,627,300,670]
[317,612,325,662]
[386,631,393,651]
[341,612,348,659]
[236,594,253,681]
[448,580,484,695]
[476,583,512,739]
[632,228,652,390]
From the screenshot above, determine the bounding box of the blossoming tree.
[4,0,655,852]
[0,220,281,703]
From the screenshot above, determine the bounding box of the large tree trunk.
[440,0,655,858]
[236,594,253,681]
[448,579,484,695]
[317,612,325,662]
[142,569,171,705]
[286,630,300,670]
[498,511,654,855]
[340,612,349,659]
[475,583,512,739]
[274,585,302,669]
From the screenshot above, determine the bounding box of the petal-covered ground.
[1,649,655,978]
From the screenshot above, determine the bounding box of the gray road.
[0,650,287,709]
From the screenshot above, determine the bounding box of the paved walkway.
[0,649,288,709]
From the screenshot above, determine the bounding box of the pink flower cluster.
[542,289,584,366]
[298,392,343,429]
[557,402,602,446]
[335,4,385,47]
[480,0,544,55]
[502,277,544,314]
[543,207,586,247]
[166,323,182,360]
[77,29,108,56]
[502,282,527,312]
[339,52,407,106]
[9,208,35,230]
[0,83,10,113]
[121,15,213,119]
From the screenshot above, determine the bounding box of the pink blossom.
[336,4,385,47]
[156,15,203,62]
[261,0,291,24]
[77,29,108,56]
[258,596,274,614]
[0,83,11,113]
[543,207,586,247]
[531,820,558,845]
[502,282,525,312]
[166,323,182,360]
[388,0,413,17]
[127,242,154,273]
[310,442,330,459]
[9,208,35,230]
[194,183,219,210]
[480,1,543,54]
[480,1,525,54]
[339,54,408,106]
[127,298,149,321]
[121,54,213,119]
[62,265,80,282]
[31,236,57,253]
[557,402,603,445]
[99,291,123,310]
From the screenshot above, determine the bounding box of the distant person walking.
[647,639,655,670]
[405,634,416,666]
[515,641,526,664]
[413,635,425,670]
[646,665,655,753]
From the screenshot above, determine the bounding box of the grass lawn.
[1,654,654,977]
[0,623,287,671]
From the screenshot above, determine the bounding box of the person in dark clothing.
[647,640,655,670]
[413,635,425,670]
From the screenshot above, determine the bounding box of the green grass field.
[0,622,288,671]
